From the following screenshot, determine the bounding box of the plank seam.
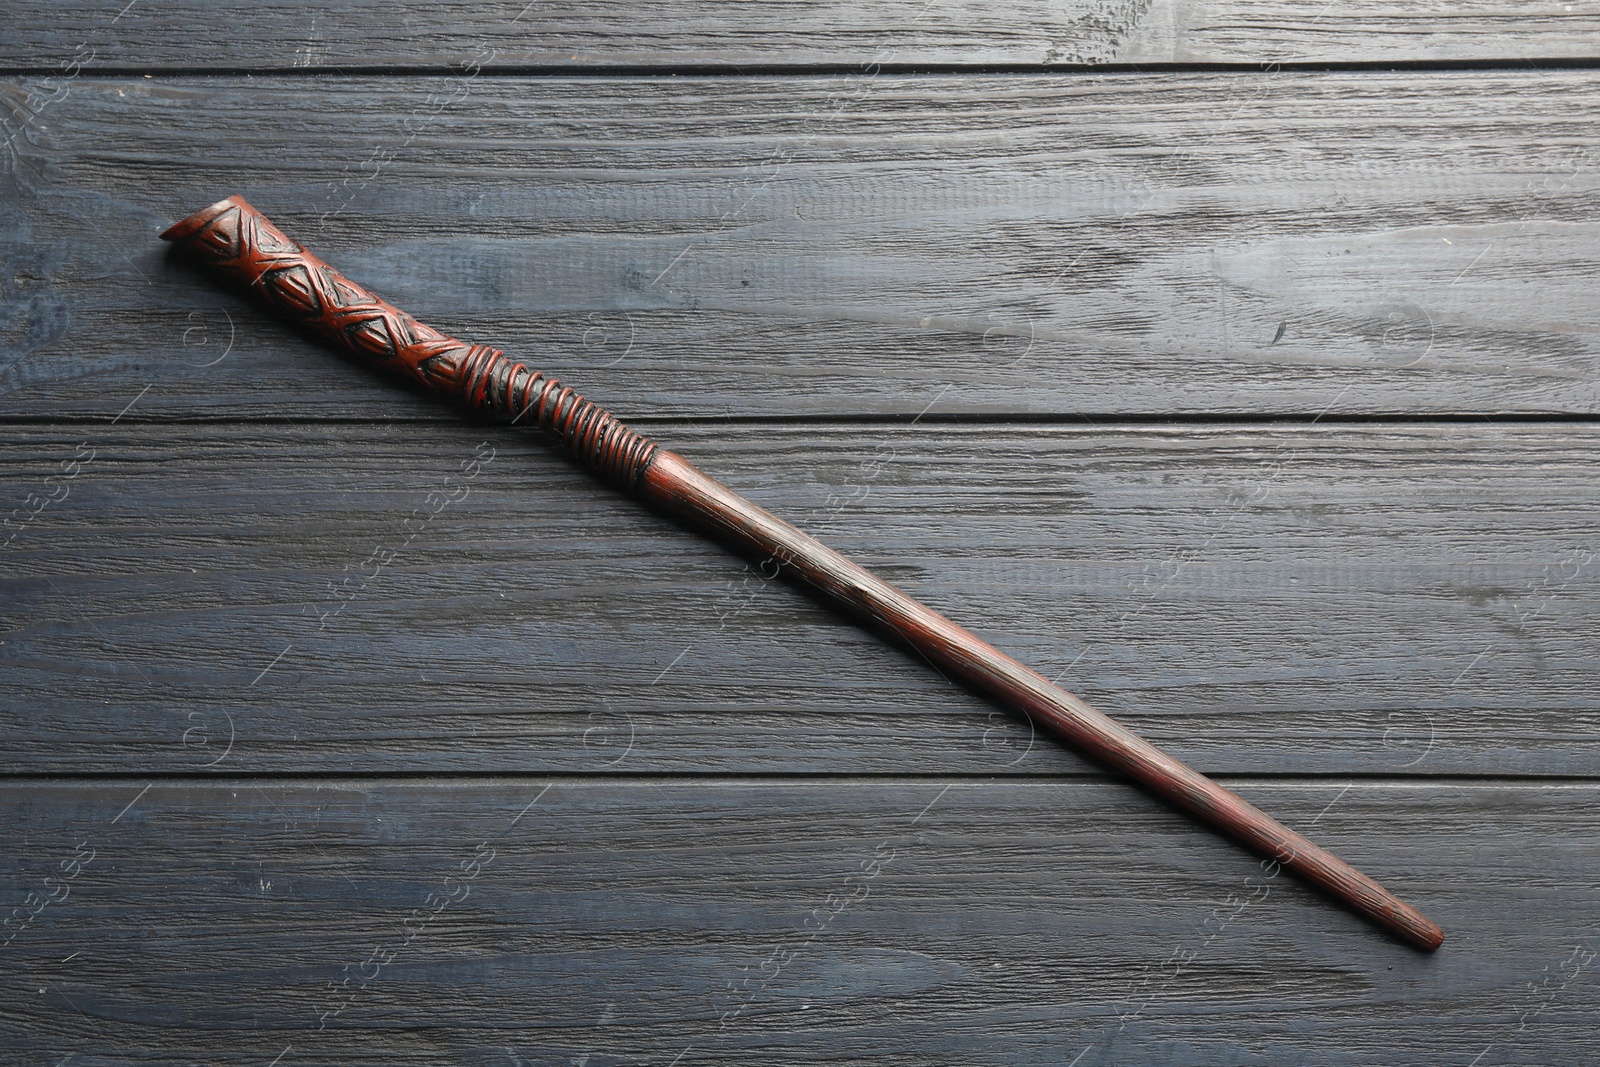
[2,414,1598,428]
[5,59,1600,77]
[2,771,1598,785]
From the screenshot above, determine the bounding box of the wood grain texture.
[156,195,1446,948]
[5,0,1600,68]
[3,422,1595,776]
[3,5,1599,1054]
[4,72,1600,419]
[2,778,1595,1065]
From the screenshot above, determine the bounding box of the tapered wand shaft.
[162,195,1444,951]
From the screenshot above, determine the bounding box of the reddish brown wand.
[162,195,1445,951]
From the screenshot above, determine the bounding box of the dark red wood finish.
[162,195,1446,951]
[160,196,658,488]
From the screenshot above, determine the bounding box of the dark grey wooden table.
[3,3,1598,1064]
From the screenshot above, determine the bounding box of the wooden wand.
[162,195,1445,951]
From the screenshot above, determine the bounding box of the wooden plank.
[1,777,1595,1064]
[5,0,1600,69]
[4,72,1599,420]
[3,421,1596,776]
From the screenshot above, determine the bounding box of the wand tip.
[161,195,250,243]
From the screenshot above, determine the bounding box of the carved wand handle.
[162,195,1445,951]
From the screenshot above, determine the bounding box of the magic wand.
[162,195,1445,951]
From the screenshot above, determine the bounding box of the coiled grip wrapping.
[161,195,658,488]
